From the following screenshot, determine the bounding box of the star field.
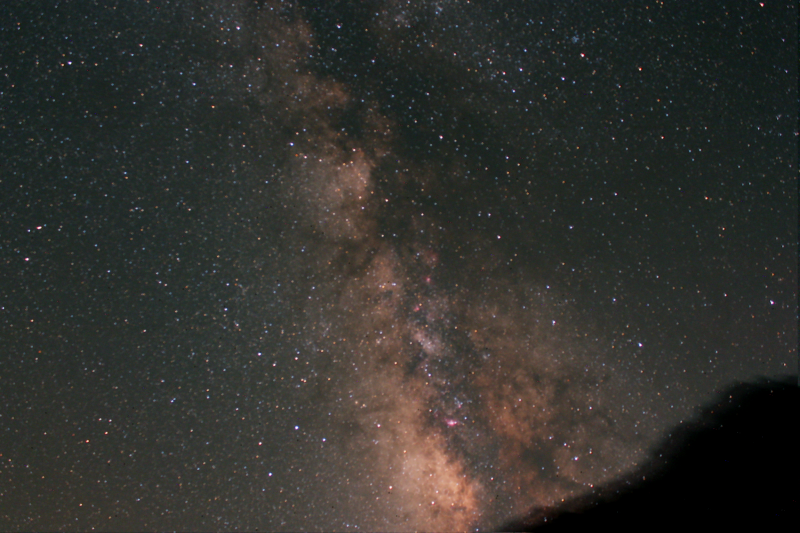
[0,1,796,530]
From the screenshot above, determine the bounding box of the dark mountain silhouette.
[501,377,798,531]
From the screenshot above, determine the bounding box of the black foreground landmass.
[501,377,798,532]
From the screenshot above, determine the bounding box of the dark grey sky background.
[1,1,796,530]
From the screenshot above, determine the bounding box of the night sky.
[1,1,796,531]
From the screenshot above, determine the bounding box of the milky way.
[251,4,662,528]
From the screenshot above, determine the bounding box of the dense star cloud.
[0,1,795,530]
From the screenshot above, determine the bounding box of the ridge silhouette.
[501,376,798,531]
